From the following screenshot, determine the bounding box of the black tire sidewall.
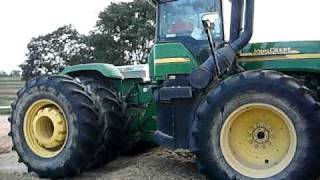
[196,71,319,180]
[75,76,126,168]
[11,76,99,177]
[12,87,76,171]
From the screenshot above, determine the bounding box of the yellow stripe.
[239,53,320,62]
[155,58,190,64]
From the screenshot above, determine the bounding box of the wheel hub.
[32,107,67,149]
[24,99,68,158]
[220,103,297,178]
[249,123,273,148]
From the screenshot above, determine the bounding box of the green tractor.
[9,0,320,179]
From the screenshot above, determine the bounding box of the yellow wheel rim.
[220,103,297,178]
[24,99,68,158]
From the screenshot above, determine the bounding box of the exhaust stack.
[190,0,254,89]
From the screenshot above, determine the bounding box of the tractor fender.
[62,63,123,79]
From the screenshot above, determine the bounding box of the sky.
[0,0,319,73]
[249,0,320,42]
[0,0,130,73]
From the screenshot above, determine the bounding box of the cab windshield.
[158,0,223,42]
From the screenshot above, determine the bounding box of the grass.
[0,108,10,115]
[0,77,24,115]
[0,99,12,106]
[0,77,22,82]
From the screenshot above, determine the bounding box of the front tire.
[193,70,320,179]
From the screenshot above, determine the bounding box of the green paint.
[241,59,320,73]
[242,41,320,54]
[120,79,143,99]
[241,41,320,72]
[127,103,157,142]
[62,63,157,141]
[61,40,320,144]
[63,63,123,79]
[124,82,157,142]
[148,43,199,80]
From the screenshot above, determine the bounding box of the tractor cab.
[149,0,254,88]
[149,0,225,63]
[156,0,224,62]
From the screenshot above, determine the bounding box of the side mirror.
[201,12,220,29]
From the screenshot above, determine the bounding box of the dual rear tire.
[75,76,127,168]
[9,75,126,178]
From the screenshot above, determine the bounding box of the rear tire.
[9,76,101,178]
[193,70,320,180]
[76,76,128,168]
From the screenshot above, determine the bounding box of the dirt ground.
[0,115,207,180]
[0,116,12,154]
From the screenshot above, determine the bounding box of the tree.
[0,71,8,77]
[10,70,21,77]
[20,25,94,80]
[91,0,156,65]
[20,0,156,80]
[86,33,125,65]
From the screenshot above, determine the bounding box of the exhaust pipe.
[229,0,244,43]
[190,0,254,89]
[230,0,254,51]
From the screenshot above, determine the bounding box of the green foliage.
[89,0,156,65]
[86,34,125,65]
[9,70,21,77]
[20,25,94,80]
[20,0,156,80]
[0,70,21,77]
[0,71,8,77]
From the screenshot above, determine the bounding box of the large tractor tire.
[193,70,320,180]
[9,76,102,178]
[75,76,127,168]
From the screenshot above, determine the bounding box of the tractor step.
[154,86,192,101]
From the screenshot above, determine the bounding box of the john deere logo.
[253,48,300,55]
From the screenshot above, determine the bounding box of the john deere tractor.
[9,0,320,179]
